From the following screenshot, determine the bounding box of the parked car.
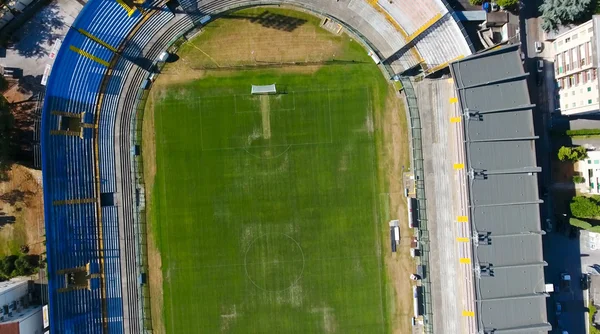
[561,272,572,291]
[535,41,543,53]
[537,59,544,73]
[556,301,562,316]
[581,273,590,290]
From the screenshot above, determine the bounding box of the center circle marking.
[244,233,305,292]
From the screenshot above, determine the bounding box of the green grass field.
[147,8,406,333]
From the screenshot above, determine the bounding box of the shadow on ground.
[7,1,64,59]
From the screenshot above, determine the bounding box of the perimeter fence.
[399,76,434,334]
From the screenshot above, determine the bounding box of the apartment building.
[553,17,600,115]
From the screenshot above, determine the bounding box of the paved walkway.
[415,78,476,334]
[0,0,82,78]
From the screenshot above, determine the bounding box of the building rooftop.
[449,44,551,333]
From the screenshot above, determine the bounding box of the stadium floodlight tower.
[251,84,277,95]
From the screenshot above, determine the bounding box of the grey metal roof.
[472,203,541,234]
[449,44,551,333]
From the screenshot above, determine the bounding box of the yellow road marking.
[457,216,468,222]
[453,163,464,169]
[449,97,458,103]
[77,28,117,52]
[69,45,109,66]
[456,237,470,242]
[462,310,475,317]
[447,78,454,83]
[459,258,471,264]
[450,116,461,123]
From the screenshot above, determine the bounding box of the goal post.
[251,84,276,95]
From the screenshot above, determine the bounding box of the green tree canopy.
[558,145,588,161]
[540,0,593,32]
[571,195,600,218]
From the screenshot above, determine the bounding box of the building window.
[573,33,578,39]
[594,69,598,80]
[595,160,599,164]
[572,90,576,95]
[566,37,571,43]
[589,99,593,104]
[589,87,592,92]
[589,27,594,33]
[589,160,593,164]
[588,71,592,81]
[573,102,576,107]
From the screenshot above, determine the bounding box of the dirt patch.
[375,87,412,334]
[0,164,44,257]
[142,93,166,334]
[259,95,271,139]
[154,64,206,88]
[552,160,576,183]
[180,8,343,69]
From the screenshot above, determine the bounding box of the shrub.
[566,129,600,136]
[558,145,588,161]
[574,175,586,183]
[571,196,600,218]
[496,0,519,7]
[590,303,600,334]
[469,0,484,5]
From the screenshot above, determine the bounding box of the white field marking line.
[364,86,386,331]
[233,94,238,114]
[188,41,221,67]
[157,102,176,334]
[170,254,375,271]
[242,145,292,160]
[198,99,204,152]
[327,89,333,144]
[292,91,296,111]
[199,140,334,152]
[243,233,305,292]
[158,87,371,107]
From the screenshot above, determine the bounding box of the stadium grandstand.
[40,0,475,332]
[449,45,551,333]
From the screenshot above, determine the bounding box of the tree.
[496,0,519,8]
[573,175,586,183]
[540,0,593,32]
[570,195,600,218]
[468,0,484,5]
[558,145,588,161]
[0,255,17,277]
[13,255,37,276]
[0,95,13,181]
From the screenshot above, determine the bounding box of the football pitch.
[146,8,409,334]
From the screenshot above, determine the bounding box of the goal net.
[251,84,276,95]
